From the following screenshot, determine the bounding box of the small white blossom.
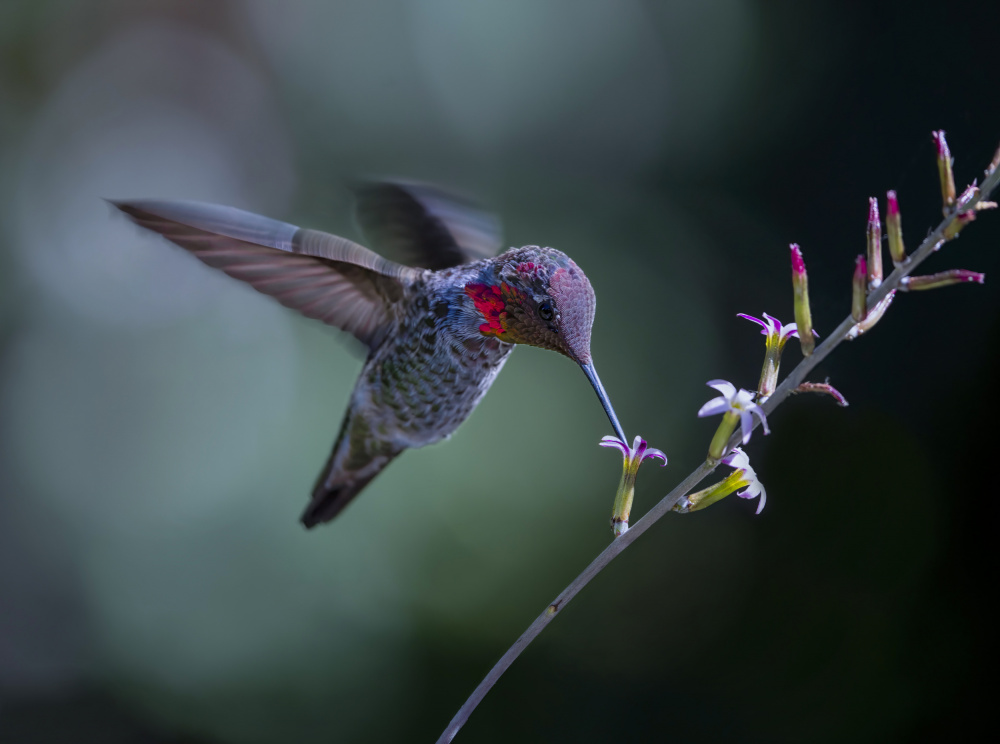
[697,379,770,444]
[719,448,767,514]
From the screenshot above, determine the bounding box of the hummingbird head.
[466,246,595,362]
[465,246,626,441]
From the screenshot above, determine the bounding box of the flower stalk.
[436,136,1000,744]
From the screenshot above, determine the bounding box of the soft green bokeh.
[1,1,997,742]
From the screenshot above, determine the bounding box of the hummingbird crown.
[465,246,596,364]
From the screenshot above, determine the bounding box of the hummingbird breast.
[356,271,513,448]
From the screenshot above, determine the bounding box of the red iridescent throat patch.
[465,283,506,336]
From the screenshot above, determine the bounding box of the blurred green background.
[1,1,998,742]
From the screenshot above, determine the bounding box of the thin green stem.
[436,156,1000,744]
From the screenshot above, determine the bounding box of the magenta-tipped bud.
[901,269,985,291]
[794,381,849,407]
[790,244,815,356]
[942,210,976,240]
[867,197,883,288]
[886,190,906,265]
[848,291,895,339]
[852,255,867,322]
[958,183,979,208]
[933,130,956,214]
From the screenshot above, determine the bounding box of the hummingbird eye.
[538,301,554,321]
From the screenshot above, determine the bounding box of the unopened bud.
[867,197,883,288]
[851,255,867,322]
[942,210,976,241]
[989,143,1000,177]
[790,244,815,356]
[848,291,895,339]
[958,184,979,209]
[793,381,849,407]
[933,130,956,214]
[886,190,906,265]
[900,270,985,291]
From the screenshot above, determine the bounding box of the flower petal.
[720,447,749,470]
[706,379,736,398]
[739,409,754,443]
[751,405,770,435]
[598,436,629,456]
[697,397,730,418]
[641,447,668,466]
[779,323,800,340]
[737,313,769,335]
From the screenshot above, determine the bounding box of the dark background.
[1,1,997,742]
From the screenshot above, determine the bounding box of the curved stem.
[436,158,1000,744]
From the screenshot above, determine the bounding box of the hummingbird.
[112,182,626,528]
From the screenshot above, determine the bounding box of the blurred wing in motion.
[352,180,502,270]
[111,199,422,350]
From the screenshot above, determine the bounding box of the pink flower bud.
[867,197,883,288]
[789,244,815,356]
[901,269,985,291]
[886,190,906,265]
[933,130,956,213]
[794,381,849,407]
[942,210,976,241]
[852,255,867,322]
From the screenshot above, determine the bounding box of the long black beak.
[581,362,627,443]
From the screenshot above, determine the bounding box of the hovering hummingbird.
[112,182,626,528]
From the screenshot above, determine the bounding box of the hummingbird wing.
[352,180,502,270]
[112,200,421,350]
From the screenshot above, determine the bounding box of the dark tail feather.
[301,444,401,529]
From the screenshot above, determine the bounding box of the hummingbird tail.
[301,422,403,528]
[301,469,392,527]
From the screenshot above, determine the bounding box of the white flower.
[697,379,770,444]
[719,448,767,514]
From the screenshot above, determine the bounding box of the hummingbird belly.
[360,321,514,449]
